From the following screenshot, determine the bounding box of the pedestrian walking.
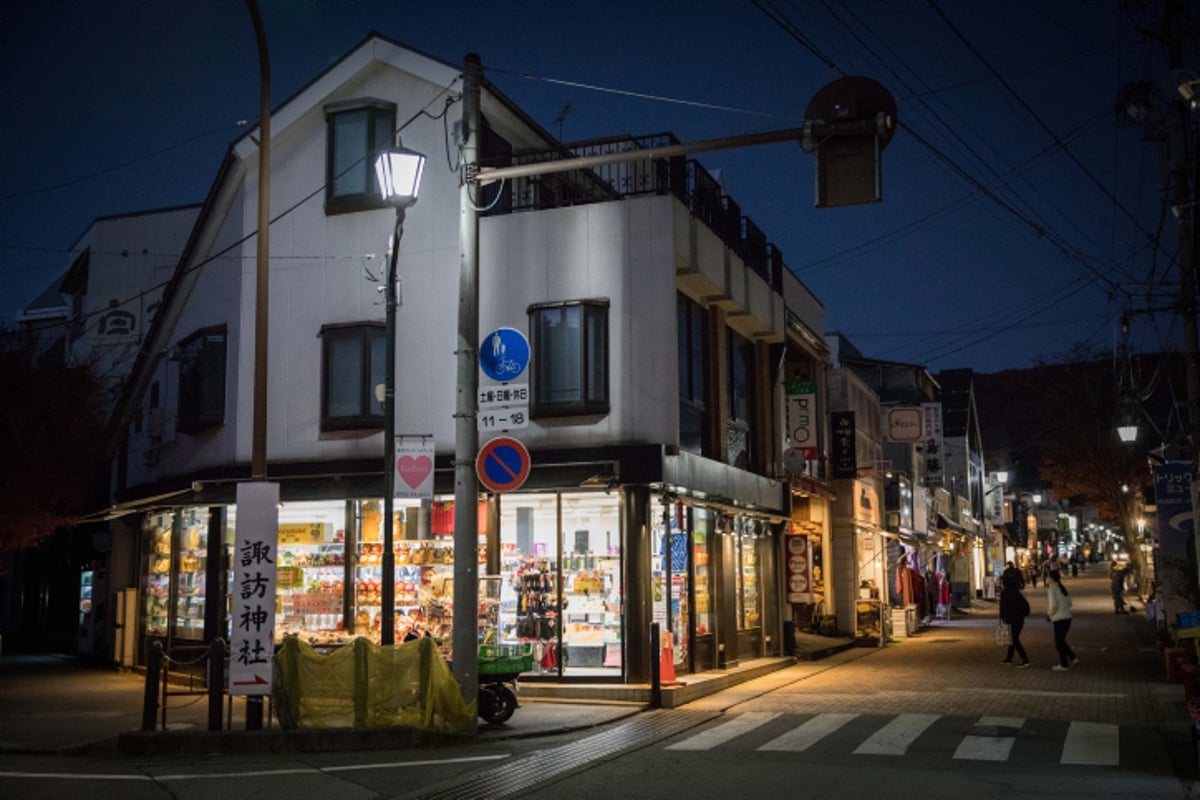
[1046,569,1077,671]
[1028,563,1038,588]
[999,571,1031,667]
[1002,560,1025,589]
[1110,562,1127,613]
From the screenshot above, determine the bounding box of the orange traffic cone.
[659,629,679,685]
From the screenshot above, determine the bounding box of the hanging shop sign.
[1155,462,1194,560]
[394,436,435,499]
[885,406,923,442]
[230,481,278,696]
[786,533,814,603]
[831,411,857,479]
[785,380,819,461]
[921,402,944,484]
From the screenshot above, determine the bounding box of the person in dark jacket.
[1002,561,1025,589]
[999,571,1031,667]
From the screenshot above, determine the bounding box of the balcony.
[485,133,787,292]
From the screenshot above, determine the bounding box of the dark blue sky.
[1,1,1185,373]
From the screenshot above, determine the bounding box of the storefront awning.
[936,513,967,535]
[76,488,193,523]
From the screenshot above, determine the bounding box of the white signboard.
[886,406,923,442]
[478,407,529,432]
[230,481,279,696]
[394,437,434,499]
[478,383,529,410]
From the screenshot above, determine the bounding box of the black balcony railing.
[492,133,789,290]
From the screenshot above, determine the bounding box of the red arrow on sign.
[233,674,270,686]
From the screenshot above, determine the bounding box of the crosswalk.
[665,711,1124,766]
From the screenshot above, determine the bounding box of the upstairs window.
[528,299,609,418]
[727,329,756,469]
[677,293,709,455]
[325,100,396,215]
[176,326,226,435]
[321,322,385,432]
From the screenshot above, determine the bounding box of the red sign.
[476,436,531,493]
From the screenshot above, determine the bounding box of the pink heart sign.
[396,455,433,489]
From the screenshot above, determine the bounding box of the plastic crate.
[479,642,533,675]
[1179,610,1200,629]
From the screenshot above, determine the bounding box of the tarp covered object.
[273,636,474,732]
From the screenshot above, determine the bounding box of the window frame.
[527,299,610,419]
[677,293,709,455]
[175,325,227,435]
[726,328,756,469]
[324,99,397,216]
[320,322,385,433]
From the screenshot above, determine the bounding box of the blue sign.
[476,437,531,493]
[479,327,530,382]
[1155,462,1194,560]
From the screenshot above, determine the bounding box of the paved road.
[2,569,1196,799]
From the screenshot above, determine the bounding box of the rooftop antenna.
[554,101,572,141]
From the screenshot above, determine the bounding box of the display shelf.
[352,539,460,642]
[277,540,346,643]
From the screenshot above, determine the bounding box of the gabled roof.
[106,32,566,455]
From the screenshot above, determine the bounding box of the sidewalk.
[1,569,1186,759]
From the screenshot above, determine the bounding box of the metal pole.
[244,0,271,731]
[452,53,483,714]
[382,208,405,646]
[649,621,662,709]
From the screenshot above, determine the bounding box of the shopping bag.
[994,622,1012,647]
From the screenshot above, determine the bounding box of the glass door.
[171,507,207,641]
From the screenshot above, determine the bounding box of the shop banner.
[785,381,818,461]
[831,411,857,479]
[1155,462,1194,560]
[394,436,434,500]
[230,481,278,696]
[921,402,944,484]
[786,533,814,603]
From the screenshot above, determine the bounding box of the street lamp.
[375,140,426,646]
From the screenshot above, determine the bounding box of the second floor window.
[325,100,396,215]
[727,329,756,469]
[677,294,708,455]
[321,323,384,432]
[176,326,226,435]
[529,300,609,418]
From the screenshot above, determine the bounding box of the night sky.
[1,1,1187,374]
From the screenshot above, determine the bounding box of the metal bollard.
[650,622,662,709]
[207,638,225,732]
[142,640,163,731]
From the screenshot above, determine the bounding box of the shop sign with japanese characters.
[230,482,278,696]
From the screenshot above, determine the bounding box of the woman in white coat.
[1046,569,1078,671]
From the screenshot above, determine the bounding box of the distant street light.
[374,141,426,646]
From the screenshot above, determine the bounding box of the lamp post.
[374,142,426,646]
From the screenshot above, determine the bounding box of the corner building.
[95,34,833,688]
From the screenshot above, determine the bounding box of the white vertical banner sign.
[395,436,435,499]
[230,481,279,696]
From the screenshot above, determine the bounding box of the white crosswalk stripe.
[756,712,858,752]
[852,713,940,756]
[663,712,1127,767]
[953,716,1025,761]
[1060,721,1119,765]
[666,712,781,751]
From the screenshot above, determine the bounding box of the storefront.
[133,452,788,684]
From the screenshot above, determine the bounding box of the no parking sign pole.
[476,436,531,493]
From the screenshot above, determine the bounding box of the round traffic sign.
[476,436,531,493]
[480,327,530,382]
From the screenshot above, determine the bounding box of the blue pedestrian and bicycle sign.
[480,327,530,382]
[476,436,531,493]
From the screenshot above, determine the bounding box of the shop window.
[176,326,226,435]
[528,300,609,418]
[325,99,396,215]
[677,294,708,455]
[320,322,384,432]
[727,329,755,469]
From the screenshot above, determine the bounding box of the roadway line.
[1060,721,1119,765]
[0,754,511,783]
[666,712,780,750]
[953,716,1025,761]
[947,688,1126,698]
[757,712,857,752]
[853,713,939,756]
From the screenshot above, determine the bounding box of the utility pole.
[1165,0,1200,578]
[452,53,483,716]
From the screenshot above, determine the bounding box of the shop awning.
[936,513,967,535]
[76,488,193,523]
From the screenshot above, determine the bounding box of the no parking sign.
[476,436,531,493]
